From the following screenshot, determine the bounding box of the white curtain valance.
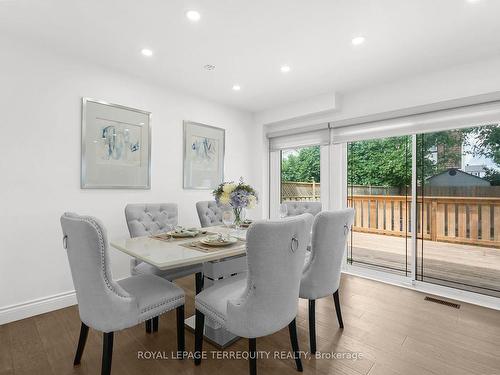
[268,128,330,151]
[330,100,500,144]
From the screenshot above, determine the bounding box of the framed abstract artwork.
[81,98,151,189]
[183,121,225,189]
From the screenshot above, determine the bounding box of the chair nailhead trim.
[196,299,227,325]
[80,217,131,300]
[140,295,184,314]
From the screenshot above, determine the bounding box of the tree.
[348,136,412,188]
[484,168,500,186]
[281,146,321,182]
[466,125,500,165]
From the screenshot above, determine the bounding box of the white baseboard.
[0,290,77,325]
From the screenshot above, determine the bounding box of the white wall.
[255,92,337,127]
[0,37,261,322]
[333,55,500,123]
[258,55,500,131]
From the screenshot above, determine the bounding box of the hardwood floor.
[1,274,499,375]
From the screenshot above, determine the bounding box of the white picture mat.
[82,99,151,188]
[183,121,224,189]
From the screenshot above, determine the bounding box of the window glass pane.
[347,135,411,276]
[281,146,321,202]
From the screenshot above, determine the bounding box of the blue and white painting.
[190,136,217,164]
[183,121,224,189]
[96,119,141,166]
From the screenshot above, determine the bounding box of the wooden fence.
[348,195,500,248]
[282,181,320,201]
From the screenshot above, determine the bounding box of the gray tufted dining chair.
[125,203,203,332]
[299,208,355,353]
[60,213,185,375]
[195,200,225,227]
[284,201,322,217]
[193,214,312,375]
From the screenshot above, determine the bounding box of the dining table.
[110,225,248,348]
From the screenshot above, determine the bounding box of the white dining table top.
[110,226,247,271]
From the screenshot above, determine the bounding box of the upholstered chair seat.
[194,214,312,375]
[196,200,226,227]
[195,273,247,327]
[60,213,185,375]
[117,274,184,323]
[299,208,355,354]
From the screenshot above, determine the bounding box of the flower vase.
[233,207,246,230]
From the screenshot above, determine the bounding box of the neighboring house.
[426,168,491,187]
[464,164,487,178]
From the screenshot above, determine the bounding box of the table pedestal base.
[185,315,239,349]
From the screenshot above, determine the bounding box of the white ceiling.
[1,0,500,112]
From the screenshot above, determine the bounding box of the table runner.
[150,231,217,243]
[180,239,247,253]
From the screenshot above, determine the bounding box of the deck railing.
[348,195,500,248]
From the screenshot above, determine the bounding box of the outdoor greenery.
[348,136,412,188]
[281,146,321,182]
[281,125,500,187]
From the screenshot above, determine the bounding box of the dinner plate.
[200,235,238,247]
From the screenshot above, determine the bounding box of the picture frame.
[81,98,151,189]
[183,121,225,190]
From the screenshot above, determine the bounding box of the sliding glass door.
[416,125,500,297]
[347,135,412,276]
[269,111,500,299]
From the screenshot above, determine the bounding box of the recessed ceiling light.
[280,65,291,73]
[204,64,216,71]
[466,0,480,3]
[141,48,153,57]
[351,36,365,46]
[232,85,241,91]
[186,10,201,22]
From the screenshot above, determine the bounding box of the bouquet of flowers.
[212,178,258,227]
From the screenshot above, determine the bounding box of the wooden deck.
[350,232,500,297]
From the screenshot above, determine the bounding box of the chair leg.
[288,318,303,372]
[308,300,316,354]
[152,316,159,332]
[145,319,152,333]
[195,272,204,294]
[194,309,205,366]
[249,338,257,375]
[333,290,344,329]
[176,305,185,356]
[101,332,114,375]
[73,322,89,366]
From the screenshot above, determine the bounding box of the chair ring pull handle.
[63,235,68,249]
[344,224,350,236]
[291,236,299,253]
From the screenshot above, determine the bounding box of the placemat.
[150,231,217,243]
[219,223,251,229]
[180,239,247,253]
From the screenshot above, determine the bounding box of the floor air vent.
[424,296,461,309]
